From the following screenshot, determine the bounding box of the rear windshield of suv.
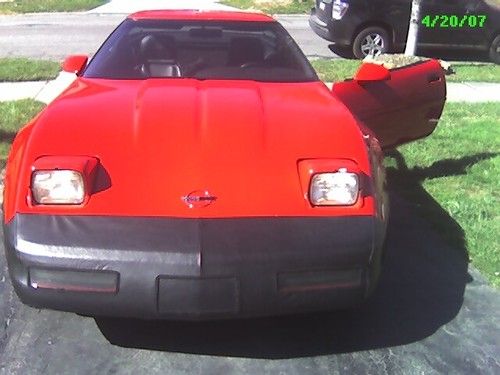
[83,19,319,82]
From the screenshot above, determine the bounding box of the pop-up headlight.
[310,168,359,206]
[32,170,85,204]
[30,156,99,206]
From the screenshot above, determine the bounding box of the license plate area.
[157,277,239,315]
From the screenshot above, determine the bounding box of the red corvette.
[3,10,446,319]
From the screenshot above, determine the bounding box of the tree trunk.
[404,0,422,56]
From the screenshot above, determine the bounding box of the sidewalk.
[0,72,77,104]
[445,82,500,102]
[1,74,499,104]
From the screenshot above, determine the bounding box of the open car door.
[332,59,446,149]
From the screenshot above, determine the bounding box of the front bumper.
[4,214,385,320]
[309,8,356,46]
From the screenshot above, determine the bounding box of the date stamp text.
[421,15,487,28]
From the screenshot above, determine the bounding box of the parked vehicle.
[309,0,500,63]
[4,10,446,320]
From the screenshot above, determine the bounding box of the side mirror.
[354,63,391,83]
[61,55,88,75]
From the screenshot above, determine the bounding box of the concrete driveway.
[1,184,499,374]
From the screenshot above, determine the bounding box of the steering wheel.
[132,63,148,77]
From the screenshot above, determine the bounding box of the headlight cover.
[310,168,359,206]
[31,170,85,205]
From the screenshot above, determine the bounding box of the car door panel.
[332,59,446,149]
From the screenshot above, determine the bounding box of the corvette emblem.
[182,190,217,208]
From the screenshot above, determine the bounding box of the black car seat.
[227,37,265,67]
[139,34,181,77]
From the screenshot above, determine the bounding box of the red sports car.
[3,10,446,319]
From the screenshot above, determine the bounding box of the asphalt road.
[1,188,499,374]
[0,13,333,60]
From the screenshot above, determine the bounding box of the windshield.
[83,19,319,82]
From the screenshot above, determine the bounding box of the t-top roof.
[128,10,275,22]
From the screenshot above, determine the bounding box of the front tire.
[353,26,390,59]
[489,35,500,64]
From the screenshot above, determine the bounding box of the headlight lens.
[31,170,85,204]
[310,168,359,206]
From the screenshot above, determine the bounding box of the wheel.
[489,35,500,64]
[352,26,390,59]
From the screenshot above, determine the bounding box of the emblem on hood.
[182,190,217,208]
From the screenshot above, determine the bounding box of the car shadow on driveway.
[95,152,496,359]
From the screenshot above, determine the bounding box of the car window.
[83,19,319,83]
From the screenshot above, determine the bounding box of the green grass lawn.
[310,59,361,82]
[0,0,106,13]
[311,59,500,83]
[0,99,44,165]
[0,56,497,83]
[0,58,60,82]
[220,0,313,14]
[386,102,500,287]
[0,100,498,286]
[447,63,500,82]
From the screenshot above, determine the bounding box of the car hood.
[22,78,369,217]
